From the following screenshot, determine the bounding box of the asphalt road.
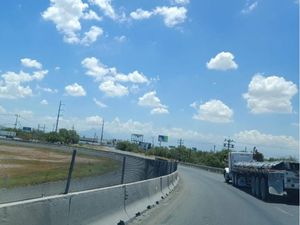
[130,165,299,225]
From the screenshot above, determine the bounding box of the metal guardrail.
[180,162,224,174]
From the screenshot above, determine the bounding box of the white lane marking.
[275,207,294,217]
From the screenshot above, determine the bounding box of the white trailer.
[224,152,299,201]
[0,130,16,138]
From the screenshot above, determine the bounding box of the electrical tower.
[224,138,235,151]
[55,101,63,133]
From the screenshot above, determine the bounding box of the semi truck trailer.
[223,152,299,201]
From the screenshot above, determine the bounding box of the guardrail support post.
[64,149,77,194]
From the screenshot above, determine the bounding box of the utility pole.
[14,114,20,130]
[178,138,184,147]
[151,136,155,148]
[43,124,46,133]
[100,118,104,145]
[55,101,63,133]
[224,138,235,151]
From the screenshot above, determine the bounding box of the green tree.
[253,147,264,162]
[46,132,61,143]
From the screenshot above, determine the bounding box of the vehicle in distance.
[224,152,299,201]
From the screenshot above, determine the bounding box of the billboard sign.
[23,127,32,132]
[158,135,168,142]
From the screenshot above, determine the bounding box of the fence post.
[144,159,149,180]
[121,156,126,184]
[64,149,77,194]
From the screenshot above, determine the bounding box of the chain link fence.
[0,140,177,204]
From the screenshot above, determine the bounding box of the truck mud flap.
[268,172,284,196]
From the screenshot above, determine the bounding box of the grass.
[0,143,121,189]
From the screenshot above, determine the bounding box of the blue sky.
[0,0,298,158]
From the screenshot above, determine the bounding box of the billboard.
[23,127,32,132]
[158,135,168,142]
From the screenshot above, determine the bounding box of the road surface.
[130,165,299,225]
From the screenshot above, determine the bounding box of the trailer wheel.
[255,176,261,198]
[260,177,269,201]
[251,176,256,196]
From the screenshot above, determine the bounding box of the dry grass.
[0,144,120,188]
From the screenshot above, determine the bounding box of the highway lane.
[130,165,299,225]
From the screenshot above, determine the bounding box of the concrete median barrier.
[69,185,128,225]
[161,175,170,197]
[124,180,153,218]
[147,177,163,205]
[0,195,70,225]
[0,170,179,225]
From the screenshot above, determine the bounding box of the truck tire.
[255,176,261,198]
[225,175,230,183]
[251,176,256,196]
[260,177,269,201]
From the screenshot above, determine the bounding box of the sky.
[0,0,299,158]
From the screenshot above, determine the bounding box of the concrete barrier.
[161,175,170,197]
[147,177,163,205]
[0,195,70,225]
[168,173,175,191]
[69,185,128,225]
[0,172,179,225]
[124,180,153,218]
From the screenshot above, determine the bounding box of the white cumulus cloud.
[89,0,117,20]
[99,80,128,97]
[193,99,233,123]
[82,10,102,20]
[82,57,150,96]
[42,0,102,45]
[138,91,169,114]
[81,26,103,46]
[130,6,187,28]
[154,6,187,27]
[21,58,43,69]
[0,59,48,99]
[206,52,238,71]
[130,9,153,20]
[243,74,298,114]
[234,130,299,151]
[65,83,86,96]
